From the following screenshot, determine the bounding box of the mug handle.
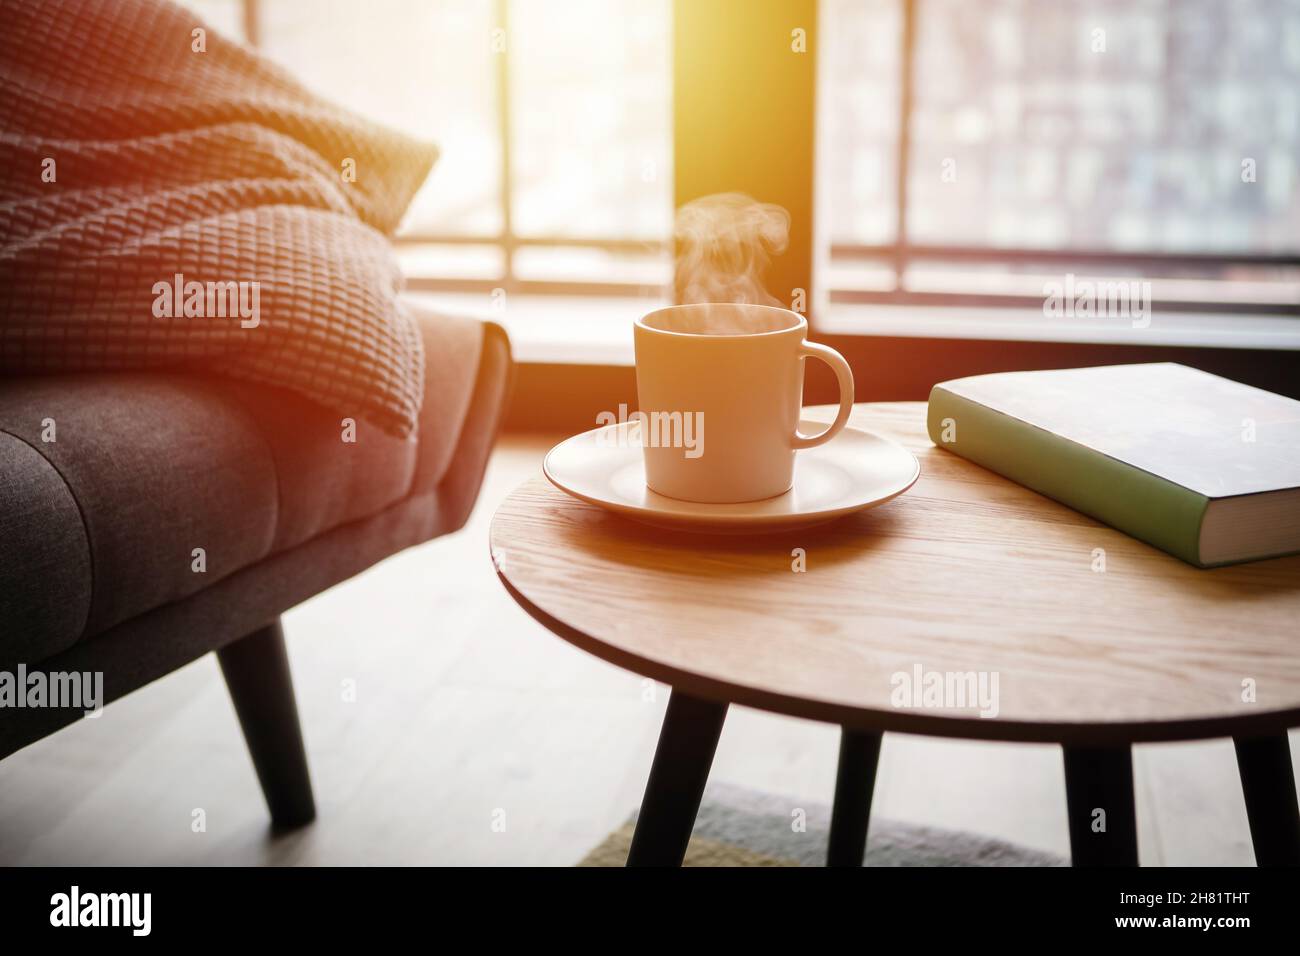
[793,341,855,450]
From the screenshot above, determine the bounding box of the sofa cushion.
[0,317,512,759]
[0,305,489,666]
[0,375,282,654]
[219,302,484,553]
[0,432,94,660]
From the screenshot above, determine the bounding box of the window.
[183,0,672,360]
[821,0,1300,327]
[183,0,1299,356]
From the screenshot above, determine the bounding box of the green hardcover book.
[926,363,1300,568]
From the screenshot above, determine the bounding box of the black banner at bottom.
[0,865,1286,941]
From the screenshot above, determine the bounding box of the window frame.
[828,0,1300,318]
[243,0,673,301]
[240,0,1299,320]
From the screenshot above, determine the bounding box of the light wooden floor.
[0,433,1291,865]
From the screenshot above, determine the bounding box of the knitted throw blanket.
[0,0,437,437]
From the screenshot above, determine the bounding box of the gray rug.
[581,782,1066,867]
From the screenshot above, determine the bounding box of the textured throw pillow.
[0,0,436,437]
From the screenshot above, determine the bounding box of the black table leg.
[626,689,728,867]
[1234,733,1300,866]
[826,728,882,866]
[1063,745,1138,866]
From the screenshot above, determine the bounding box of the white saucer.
[542,421,920,533]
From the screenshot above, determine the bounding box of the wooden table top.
[490,403,1300,744]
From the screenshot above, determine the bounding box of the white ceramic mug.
[633,303,854,503]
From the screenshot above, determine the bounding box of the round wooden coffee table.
[490,402,1300,866]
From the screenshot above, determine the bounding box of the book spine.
[926,386,1211,567]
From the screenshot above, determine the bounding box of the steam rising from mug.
[673,193,790,334]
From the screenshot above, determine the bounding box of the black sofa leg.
[217,619,316,829]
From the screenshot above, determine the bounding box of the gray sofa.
[0,306,511,826]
